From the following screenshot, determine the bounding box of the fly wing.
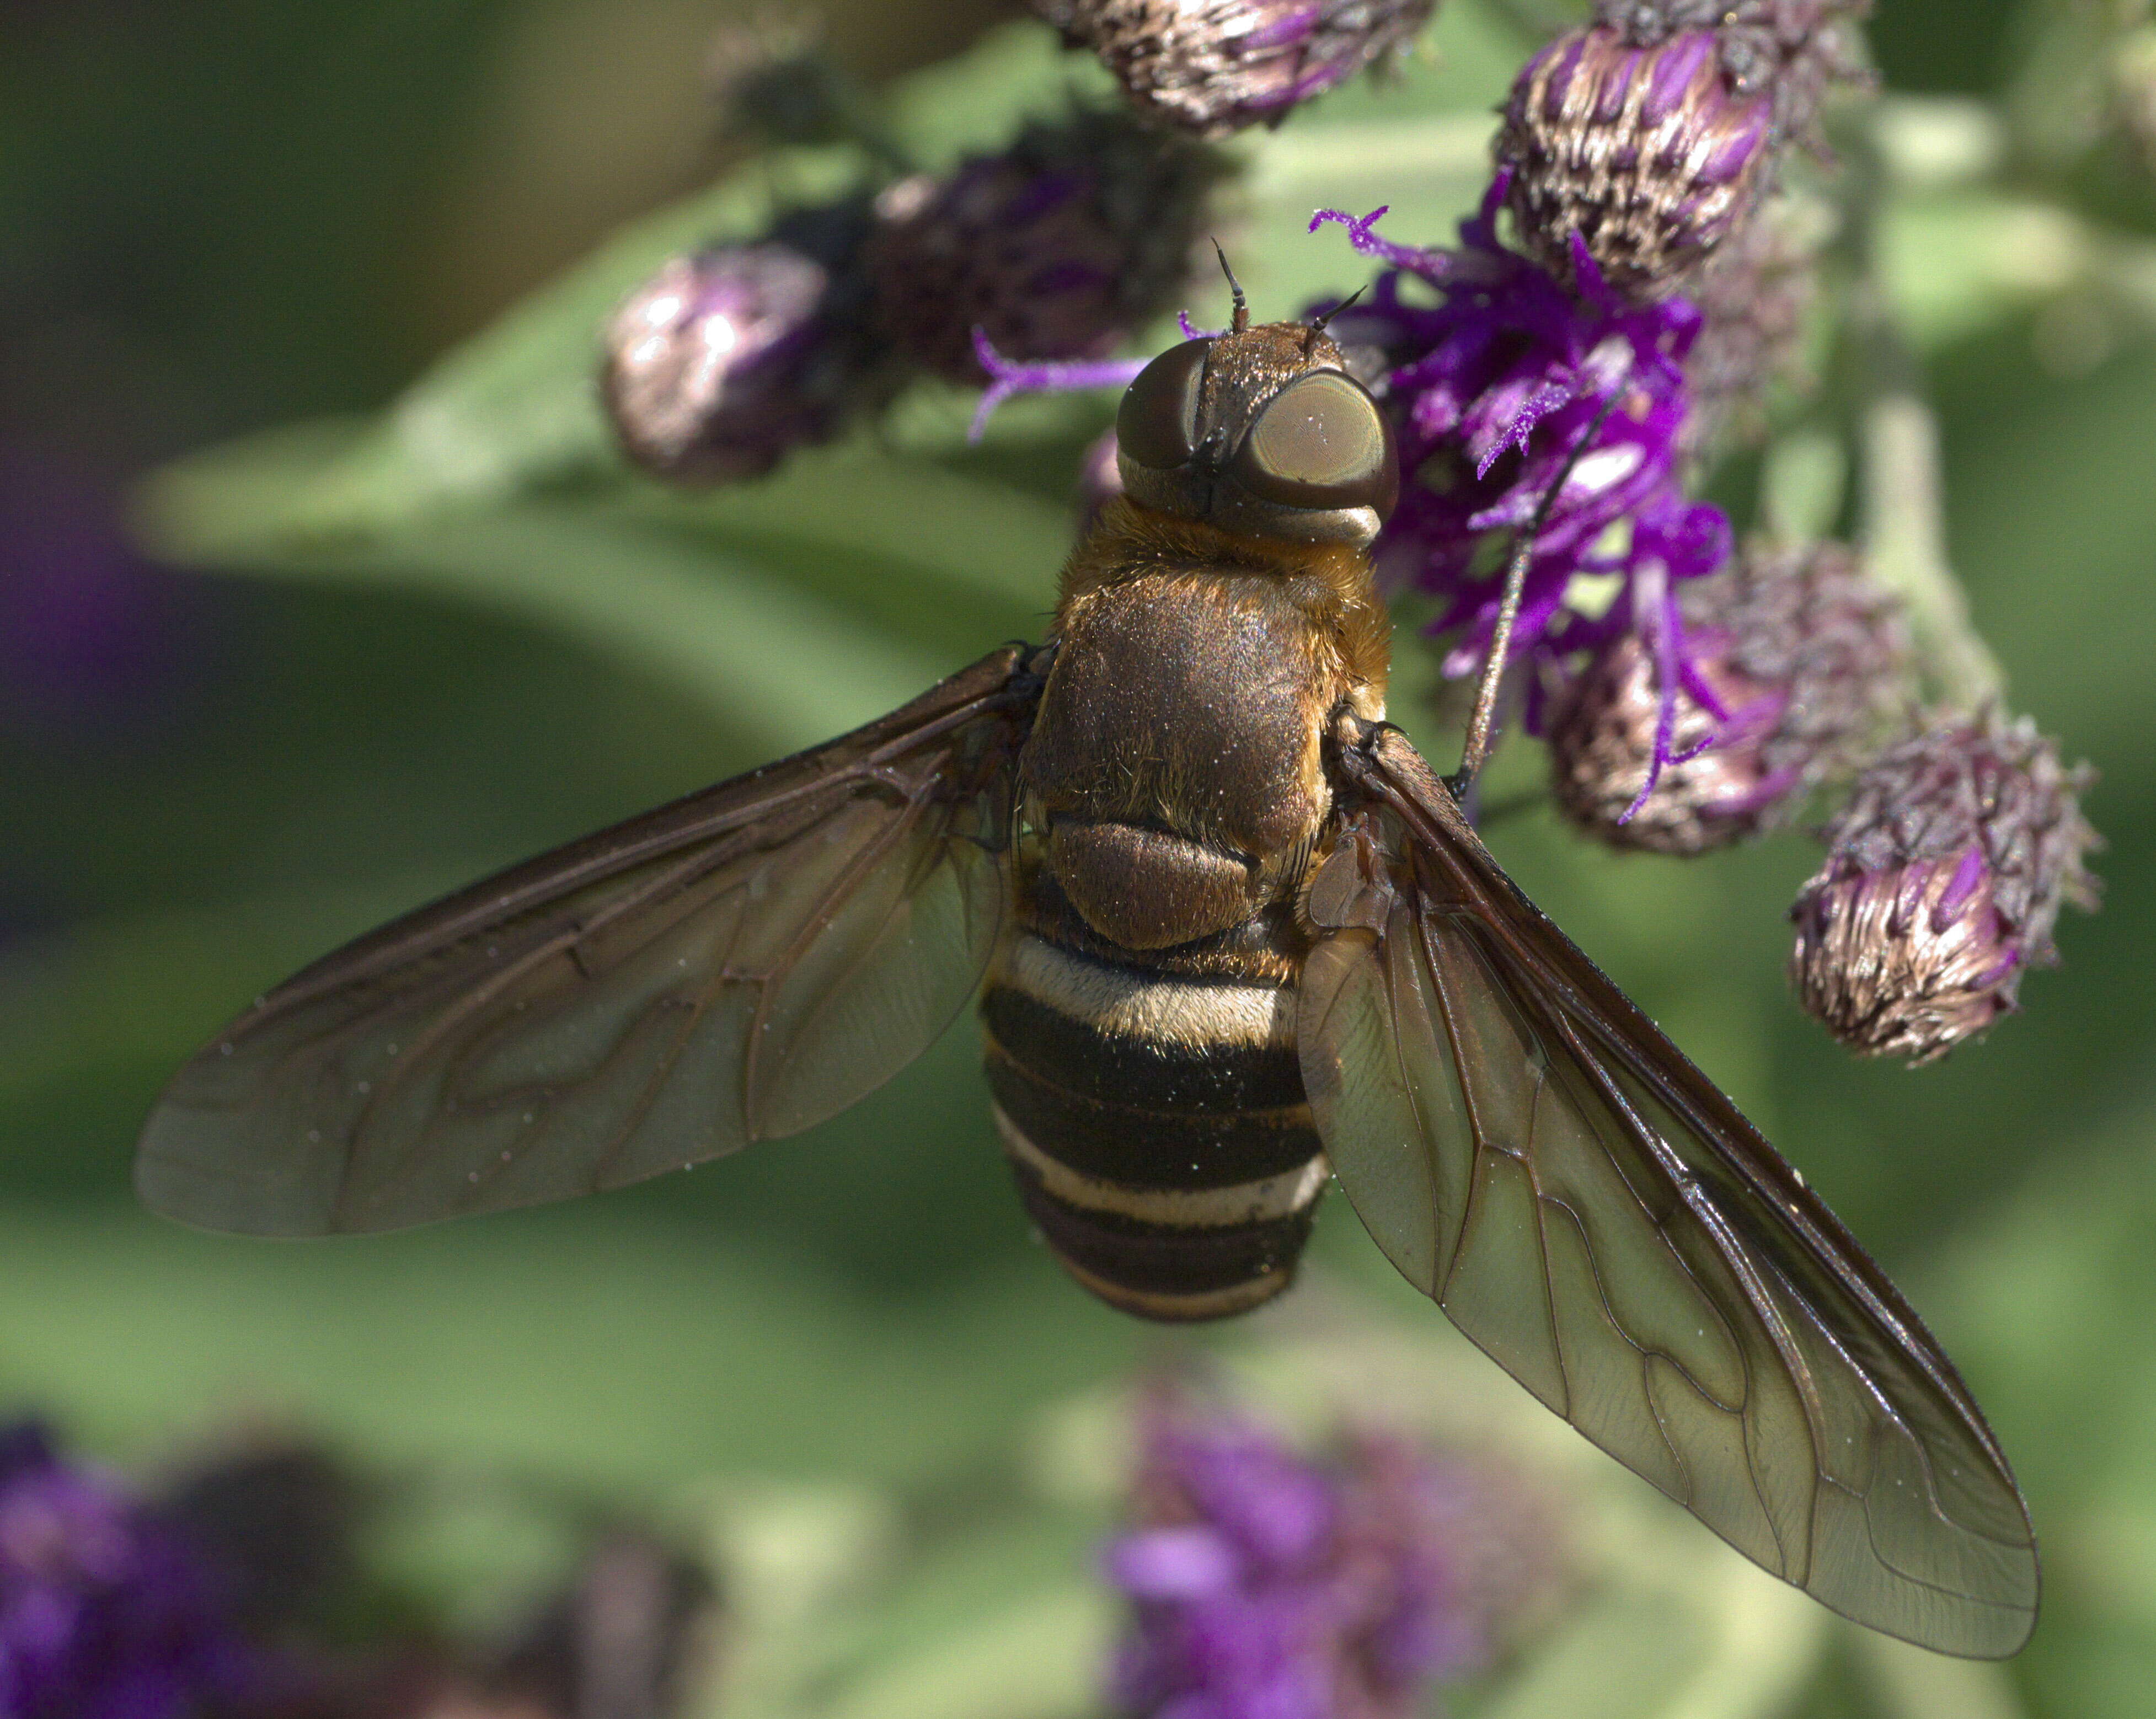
[1300,722,2037,1658]
[137,644,1044,1236]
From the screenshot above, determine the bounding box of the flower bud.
[704,14,905,167]
[705,13,832,143]
[1032,0,1436,138]
[1593,1,1872,149]
[601,201,889,484]
[1679,194,1821,453]
[484,1529,716,1718]
[1497,25,1773,299]
[1789,710,2100,1063]
[1549,540,1906,854]
[865,110,1228,384]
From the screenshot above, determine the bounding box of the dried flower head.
[1550,539,1906,853]
[0,1423,269,1719]
[1497,25,1773,299]
[1312,199,1730,689]
[601,200,889,484]
[866,110,1228,384]
[1789,710,2100,1063]
[1103,1391,1554,1719]
[1032,0,1436,138]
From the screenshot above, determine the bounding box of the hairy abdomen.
[980,893,1326,1322]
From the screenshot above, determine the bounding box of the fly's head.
[1114,312,1399,549]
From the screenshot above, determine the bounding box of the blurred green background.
[4,0,2155,1713]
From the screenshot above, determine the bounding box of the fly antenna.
[1308,283,1366,336]
[1450,389,1627,797]
[1212,239,1249,333]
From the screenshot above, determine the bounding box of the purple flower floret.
[1104,1397,1490,1719]
[1312,196,1731,796]
[0,1423,268,1719]
[969,333,1148,442]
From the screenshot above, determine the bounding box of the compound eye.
[1230,370,1398,515]
[1115,339,1209,471]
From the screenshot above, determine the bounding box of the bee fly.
[137,266,2037,1658]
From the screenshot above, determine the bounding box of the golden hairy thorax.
[1018,498,1391,952]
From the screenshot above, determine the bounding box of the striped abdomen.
[980,902,1328,1323]
[990,534,1385,1321]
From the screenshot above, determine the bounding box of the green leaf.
[151,141,877,547]
[139,424,1073,731]
[115,22,1112,557]
[140,454,967,743]
[125,10,1516,561]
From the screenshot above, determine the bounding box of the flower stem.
[1844,122,2008,710]
[1857,384,2006,707]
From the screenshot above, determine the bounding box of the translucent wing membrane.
[1301,724,2037,1658]
[137,645,1042,1236]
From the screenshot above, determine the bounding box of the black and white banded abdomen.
[980,928,1328,1323]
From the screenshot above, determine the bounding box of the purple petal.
[967,328,1145,440]
[1643,33,1714,123]
[1934,846,1991,925]
[1106,1528,1242,1600]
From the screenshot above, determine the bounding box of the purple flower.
[1789,710,2100,1063]
[1310,197,1731,774]
[866,110,1229,384]
[1548,539,1908,853]
[1103,1397,1496,1719]
[0,1423,269,1719]
[1031,0,1437,138]
[601,200,894,486]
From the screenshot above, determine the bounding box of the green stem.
[1857,382,2007,707]
[1844,125,2009,710]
